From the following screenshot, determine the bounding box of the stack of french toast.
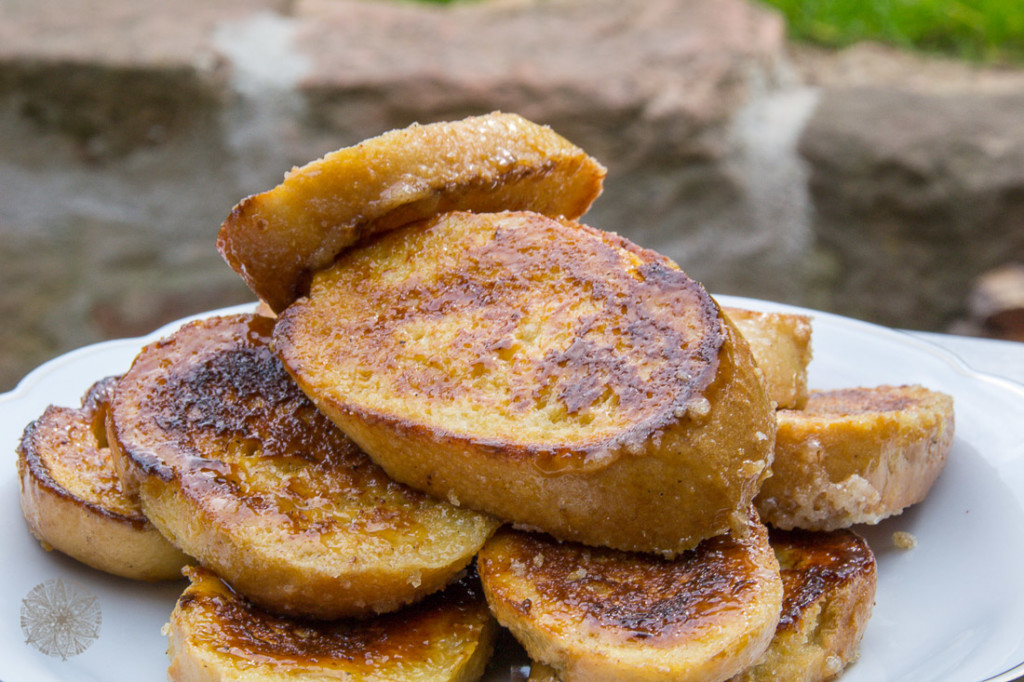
[16,113,955,682]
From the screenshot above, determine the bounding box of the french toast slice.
[523,527,876,682]
[723,307,813,410]
[527,663,560,682]
[108,313,499,619]
[17,376,189,581]
[166,565,497,682]
[731,527,877,682]
[217,111,606,313]
[756,385,955,531]
[476,514,783,682]
[275,210,776,556]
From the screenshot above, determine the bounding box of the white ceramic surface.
[2,297,1023,682]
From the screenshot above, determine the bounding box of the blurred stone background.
[2,0,1023,391]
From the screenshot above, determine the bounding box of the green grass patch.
[758,0,1024,63]
[406,0,1023,64]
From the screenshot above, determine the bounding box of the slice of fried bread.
[476,515,783,682]
[17,376,189,581]
[523,527,876,682]
[275,210,776,556]
[167,565,497,682]
[218,112,606,313]
[724,307,813,410]
[757,385,954,531]
[731,527,877,682]
[108,313,499,619]
[527,663,560,682]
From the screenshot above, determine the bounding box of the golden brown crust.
[731,528,877,681]
[275,210,776,555]
[17,377,189,581]
[217,112,606,312]
[167,566,497,682]
[527,663,561,682]
[723,307,813,409]
[756,385,955,530]
[108,313,499,619]
[477,517,783,682]
[524,528,877,682]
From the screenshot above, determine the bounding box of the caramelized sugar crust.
[168,566,497,680]
[109,313,498,619]
[522,528,878,682]
[278,210,722,459]
[731,528,877,682]
[118,315,364,503]
[21,377,140,520]
[771,528,876,632]
[756,384,954,531]
[477,518,782,682]
[217,112,606,312]
[276,210,776,555]
[17,377,188,581]
[482,528,773,645]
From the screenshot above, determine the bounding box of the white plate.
[2,297,1024,682]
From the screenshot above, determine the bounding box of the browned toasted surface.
[772,529,876,634]
[278,210,720,454]
[21,377,137,518]
[525,528,877,682]
[275,210,775,555]
[167,566,497,682]
[527,663,561,682]
[109,313,498,619]
[756,385,954,530]
[477,518,782,682]
[217,112,606,312]
[17,377,188,581]
[731,528,877,681]
[724,307,813,409]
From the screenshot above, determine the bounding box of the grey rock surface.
[799,86,1024,329]
[1,0,1022,391]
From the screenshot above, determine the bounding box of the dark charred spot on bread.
[147,334,336,465]
[19,394,146,525]
[179,567,489,671]
[110,313,499,618]
[272,207,776,554]
[482,526,768,645]
[277,211,724,466]
[770,528,877,631]
[111,314,431,532]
